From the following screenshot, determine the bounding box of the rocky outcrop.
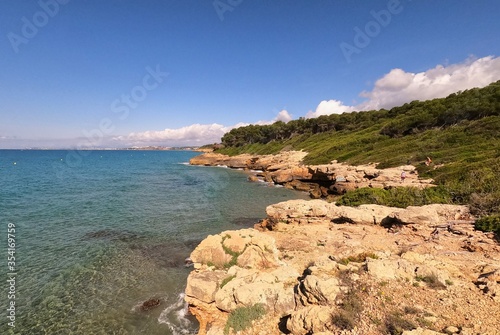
[190,151,435,200]
[184,229,293,334]
[185,200,500,335]
[189,151,308,170]
[265,199,471,227]
[187,146,497,335]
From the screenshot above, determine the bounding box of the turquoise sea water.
[0,150,308,335]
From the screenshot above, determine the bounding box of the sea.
[0,150,309,335]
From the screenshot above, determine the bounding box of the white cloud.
[306,55,500,117]
[122,110,291,146]
[358,55,500,110]
[275,110,292,122]
[119,56,500,146]
[254,109,293,125]
[305,100,354,118]
[123,123,228,145]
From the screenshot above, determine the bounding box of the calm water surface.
[0,150,308,335]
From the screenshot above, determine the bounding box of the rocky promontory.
[185,200,500,335]
[185,151,500,335]
[189,151,434,199]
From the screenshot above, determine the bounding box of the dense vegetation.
[217,81,500,217]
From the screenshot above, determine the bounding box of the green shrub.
[338,252,379,265]
[220,275,236,289]
[221,235,245,269]
[337,186,452,208]
[475,215,500,241]
[475,215,500,234]
[414,274,446,290]
[224,304,266,335]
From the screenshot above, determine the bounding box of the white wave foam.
[157,293,197,335]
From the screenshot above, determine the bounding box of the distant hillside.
[218,81,500,217]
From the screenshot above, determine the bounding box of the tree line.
[221,80,500,147]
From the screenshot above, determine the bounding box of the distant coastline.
[0,146,208,151]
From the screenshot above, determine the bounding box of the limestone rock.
[266,200,403,226]
[476,268,500,301]
[366,254,453,286]
[266,200,470,228]
[189,153,228,166]
[444,326,460,334]
[266,199,330,223]
[215,270,295,315]
[247,175,259,182]
[190,152,436,203]
[402,328,447,335]
[190,234,232,268]
[298,274,340,305]
[387,204,470,226]
[287,305,334,335]
[285,179,314,192]
[185,270,227,304]
[237,245,279,269]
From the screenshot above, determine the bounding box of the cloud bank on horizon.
[121,109,293,146]
[124,55,500,147]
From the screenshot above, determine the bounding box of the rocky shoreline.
[189,151,433,200]
[185,152,500,335]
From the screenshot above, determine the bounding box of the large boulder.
[189,153,228,166]
[287,305,334,335]
[387,204,470,226]
[215,268,297,315]
[190,234,232,268]
[366,252,455,284]
[297,274,341,305]
[266,199,331,224]
[266,200,402,225]
[185,270,227,304]
[271,166,312,184]
[266,199,470,227]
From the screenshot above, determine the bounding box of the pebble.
[424,316,438,323]
[444,326,459,334]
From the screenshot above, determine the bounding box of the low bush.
[337,186,452,208]
[332,276,364,330]
[475,215,500,240]
[332,311,355,330]
[224,304,266,335]
[338,252,378,265]
[414,274,446,290]
[385,312,417,335]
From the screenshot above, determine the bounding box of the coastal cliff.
[189,151,434,200]
[185,152,500,335]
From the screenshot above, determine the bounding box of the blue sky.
[1,0,500,148]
